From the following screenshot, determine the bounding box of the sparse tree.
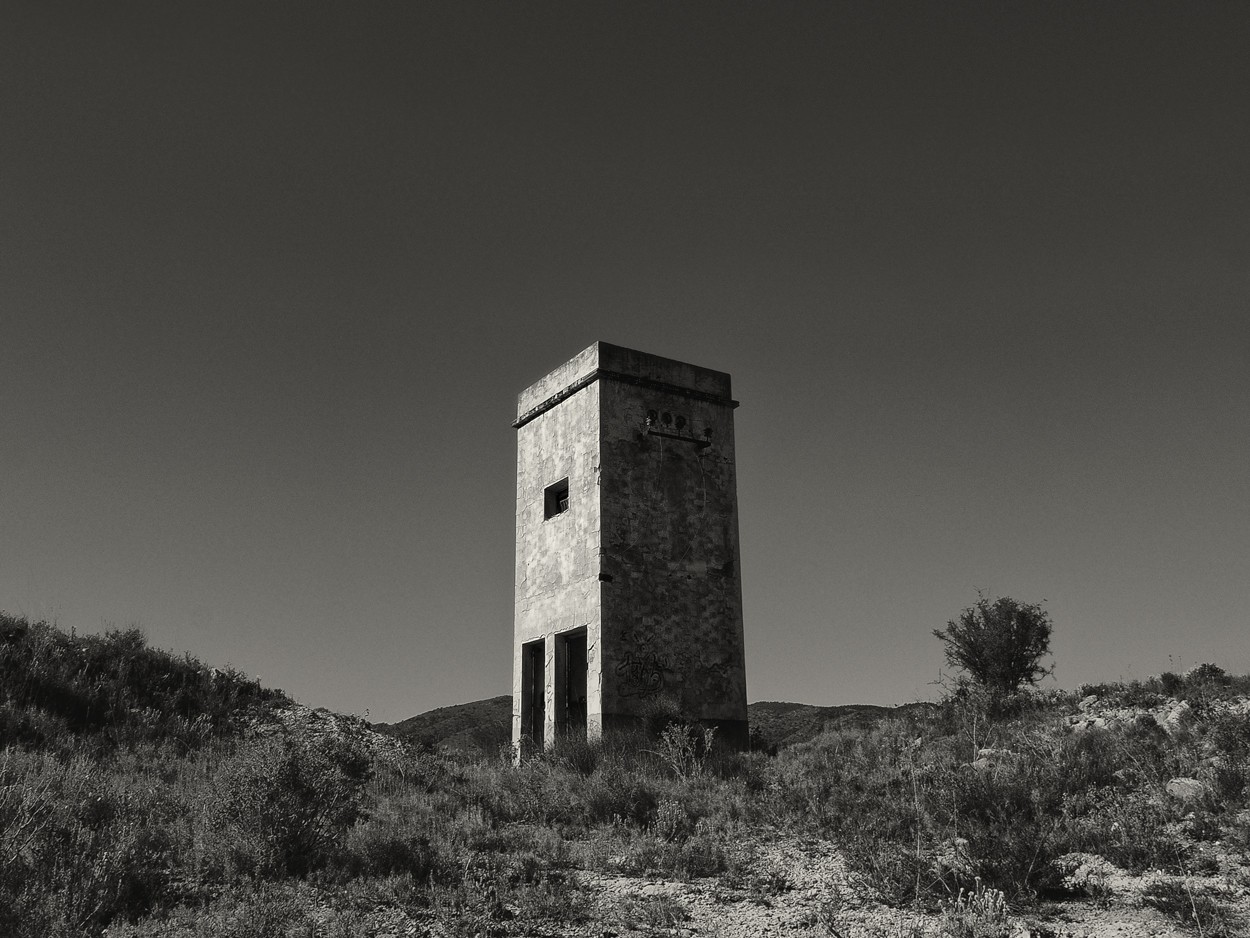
[934,593,1053,697]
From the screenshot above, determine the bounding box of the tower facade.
[512,342,748,751]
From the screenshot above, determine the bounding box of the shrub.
[1142,880,1239,938]
[1183,664,1232,712]
[610,893,690,929]
[0,614,286,751]
[463,756,582,827]
[768,692,1200,904]
[933,595,1053,700]
[202,732,370,879]
[638,694,685,738]
[0,747,187,937]
[340,824,439,879]
[549,731,603,775]
[653,723,717,779]
[1060,787,1184,873]
[580,767,658,827]
[105,884,311,938]
[508,872,593,926]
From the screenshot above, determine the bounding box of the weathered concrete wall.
[597,359,747,745]
[516,343,601,425]
[512,377,603,747]
[513,342,747,750]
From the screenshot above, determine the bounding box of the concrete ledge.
[515,342,738,429]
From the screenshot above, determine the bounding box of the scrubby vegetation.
[2,611,1248,937]
[771,676,1250,907]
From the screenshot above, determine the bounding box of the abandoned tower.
[512,342,748,751]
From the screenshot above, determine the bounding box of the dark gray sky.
[3,2,1247,721]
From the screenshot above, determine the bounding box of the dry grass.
[3,613,1248,936]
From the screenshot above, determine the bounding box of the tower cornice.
[513,368,738,429]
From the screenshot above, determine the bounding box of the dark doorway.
[521,639,545,750]
[556,629,588,738]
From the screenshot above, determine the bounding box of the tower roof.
[514,342,736,429]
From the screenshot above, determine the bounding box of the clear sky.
[3,2,1247,722]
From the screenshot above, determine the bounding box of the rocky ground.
[289,821,1248,937]
[572,827,1248,937]
[295,692,1250,938]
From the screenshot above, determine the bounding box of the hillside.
[747,700,939,750]
[377,697,938,753]
[374,694,512,752]
[4,612,1249,938]
[0,614,290,749]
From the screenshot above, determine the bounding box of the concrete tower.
[512,342,748,751]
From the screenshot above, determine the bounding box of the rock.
[1069,716,1107,732]
[1160,701,1192,735]
[1079,694,1100,712]
[1165,777,1206,803]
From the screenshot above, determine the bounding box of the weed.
[744,860,794,902]
[939,878,1009,937]
[611,892,690,930]
[653,795,689,842]
[653,722,718,779]
[1142,879,1240,937]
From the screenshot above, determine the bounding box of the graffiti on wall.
[615,648,692,698]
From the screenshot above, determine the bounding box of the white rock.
[1160,700,1192,735]
[1165,777,1206,803]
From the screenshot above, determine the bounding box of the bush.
[549,731,603,775]
[0,615,286,751]
[767,690,1207,904]
[105,885,311,938]
[653,723,718,779]
[340,824,439,879]
[202,732,370,879]
[580,767,658,827]
[1142,880,1239,938]
[933,595,1053,700]
[0,747,186,936]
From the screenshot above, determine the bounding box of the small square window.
[544,478,569,519]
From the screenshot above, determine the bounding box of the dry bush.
[1142,880,1241,938]
[765,688,1230,904]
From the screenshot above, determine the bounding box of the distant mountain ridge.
[374,695,512,752]
[375,696,934,752]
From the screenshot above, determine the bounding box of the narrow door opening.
[555,629,588,738]
[521,639,545,750]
